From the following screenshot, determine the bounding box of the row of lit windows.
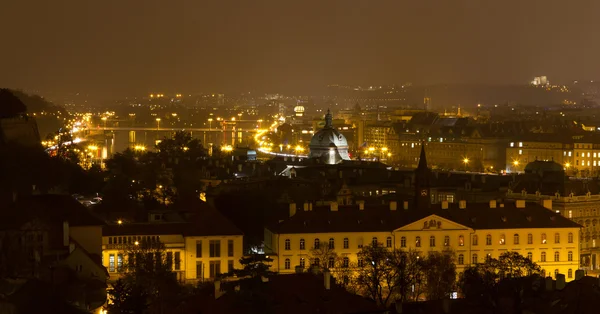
[108,235,159,245]
[194,240,234,258]
[284,237,393,251]
[458,251,573,265]
[284,232,574,250]
[107,251,180,273]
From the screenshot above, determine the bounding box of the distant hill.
[1,89,67,138]
[9,89,67,115]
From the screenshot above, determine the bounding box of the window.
[358,258,364,267]
[486,234,492,245]
[554,233,560,244]
[541,269,546,277]
[314,238,320,249]
[285,259,291,270]
[300,257,305,268]
[568,269,573,279]
[459,235,464,246]
[196,261,203,279]
[209,261,221,278]
[109,254,115,272]
[300,239,305,250]
[210,240,221,257]
[228,260,234,273]
[328,257,335,268]
[313,258,320,266]
[554,269,559,278]
[541,233,547,244]
[386,237,392,248]
[513,234,519,245]
[554,251,560,262]
[486,253,492,261]
[416,236,421,247]
[329,238,335,249]
[430,236,436,247]
[343,238,349,249]
[166,252,173,269]
[228,240,234,257]
[528,233,533,244]
[519,142,523,147]
[444,236,450,246]
[527,252,532,260]
[569,210,572,218]
[343,257,349,267]
[400,236,406,248]
[285,239,291,250]
[472,235,478,246]
[117,254,123,272]
[372,237,378,247]
[568,251,573,262]
[174,252,181,270]
[472,253,478,264]
[568,232,573,243]
[541,252,546,262]
[510,142,514,147]
[499,234,505,245]
[196,240,202,258]
[458,254,464,265]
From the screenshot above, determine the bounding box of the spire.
[324,109,333,128]
[417,142,427,170]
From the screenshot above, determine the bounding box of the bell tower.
[414,142,431,210]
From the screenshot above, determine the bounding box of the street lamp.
[463,157,470,171]
[156,118,161,130]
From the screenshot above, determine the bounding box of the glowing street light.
[208,118,213,129]
[156,118,161,130]
[513,160,519,166]
[463,157,470,171]
[101,116,107,129]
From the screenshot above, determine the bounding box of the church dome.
[309,110,350,164]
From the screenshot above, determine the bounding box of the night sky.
[1,0,598,96]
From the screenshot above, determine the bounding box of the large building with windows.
[265,146,582,281]
[101,208,244,283]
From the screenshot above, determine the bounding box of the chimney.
[289,203,297,217]
[489,200,497,208]
[441,200,449,209]
[516,200,526,208]
[215,280,222,299]
[330,201,338,211]
[403,201,409,210]
[556,273,565,290]
[575,269,585,280]
[390,201,397,211]
[324,269,331,290]
[459,200,467,209]
[357,200,365,210]
[541,199,552,210]
[62,221,70,247]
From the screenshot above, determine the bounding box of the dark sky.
[1,0,599,96]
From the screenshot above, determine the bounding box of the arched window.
[472,253,478,264]
[527,252,532,260]
[400,236,407,248]
[343,238,349,249]
[372,237,378,247]
[300,239,305,250]
[458,254,464,265]
[568,251,573,261]
[541,252,546,262]
[541,233,547,244]
[430,236,436,247]
[554,269,559,278]
[416,236,421,247]
[328,257,335,268]
[554,251,560,262]
[486,253,492,261]
[486,234,492,245]
[284,239,291,250]
[472,235,478,246]
[284,258,290,269]
[444,236,450,246]
[499,234,506,245]
[314,238,320,249]
[329,238,335,249]
[459,235,464,246]
[343,257,349,268]
[568,269,573,279]
[527,233,533,244]
[386,237,392,248]
[300,257,305,268]
[568,232,574,243]
[514,234,519,245]
[555,233,560,244]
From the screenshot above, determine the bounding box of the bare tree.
[310,242,338,270]
[355,244,401,307]
[422,250,457,300]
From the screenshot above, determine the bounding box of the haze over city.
[1,0,599,97]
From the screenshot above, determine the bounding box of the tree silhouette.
[0,88,27,118]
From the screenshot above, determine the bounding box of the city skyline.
[1,0,599,97]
